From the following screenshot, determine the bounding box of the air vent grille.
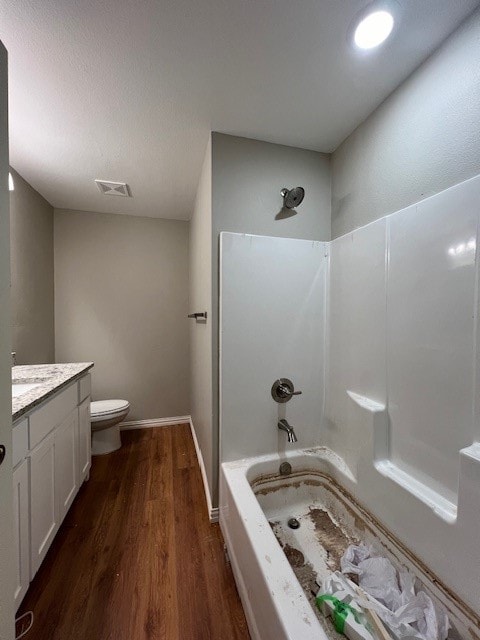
[95,179,131,197]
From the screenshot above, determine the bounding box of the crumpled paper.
[339,544,450,640]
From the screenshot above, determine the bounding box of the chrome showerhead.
[280,186,305,209]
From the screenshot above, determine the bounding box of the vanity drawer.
[29,383,77,449]
[78,374,91,403]
[12,419,29,467]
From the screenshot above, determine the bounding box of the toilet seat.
[91,399,130,422]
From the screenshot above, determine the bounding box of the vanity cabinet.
[55,410,79,523]
[13,372,92,608]
[13,458,29,607]
[78,398,91,483]
[30,431,58,577]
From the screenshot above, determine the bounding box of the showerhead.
[281,187,305,209]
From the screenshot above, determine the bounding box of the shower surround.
[219,174,480,637]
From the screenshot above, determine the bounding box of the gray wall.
[212,133,331,242]
[10,168,55,364]
[332,8,480,238]
[189,138,214,505]
[210,132,331,504]
[54,209,190,421]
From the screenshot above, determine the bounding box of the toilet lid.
[91,399,130,417]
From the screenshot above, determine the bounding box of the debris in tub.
[283,543,305,568]
[263,479,465,639]
[269,519,346,640]
[336,544,450,640]
[316,578,374,640]
[269,508,452,640]
[316,572,383,640]
[273,533,318,594]
[308,507,355,571]
[269,520,280,533]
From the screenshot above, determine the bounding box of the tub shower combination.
[220,448,477,640]
[218,177,480,640]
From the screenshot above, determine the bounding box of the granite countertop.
[12,362,94,423]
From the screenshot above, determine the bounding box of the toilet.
[90,399,130,455]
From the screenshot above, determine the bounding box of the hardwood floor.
[18,424,250,640]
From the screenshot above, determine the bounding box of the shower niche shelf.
[346,389,458,524]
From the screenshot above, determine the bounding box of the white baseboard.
[119,416,190,430]
[189,418,218,523]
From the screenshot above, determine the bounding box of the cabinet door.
[29,431,57,578]
[55,409,79,522]
[13,459,30,610]
[77,398,91,484]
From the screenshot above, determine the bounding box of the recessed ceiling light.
[353,10,394,50]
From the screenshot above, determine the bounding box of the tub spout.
[278,419,298,443]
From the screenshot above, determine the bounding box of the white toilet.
[90,399,130,455]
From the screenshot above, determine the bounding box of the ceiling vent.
[95,179,131,197]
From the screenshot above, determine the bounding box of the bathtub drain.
[288,517,300,530]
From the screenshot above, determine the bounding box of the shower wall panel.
[325,218,387,474]
[387,182,478,503]
[327,174,480,508]
[220,232,328,462]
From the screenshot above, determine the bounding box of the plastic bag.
[339,545,449,640]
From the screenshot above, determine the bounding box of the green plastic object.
[316,594,363,635]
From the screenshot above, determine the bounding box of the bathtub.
[219,447,476,640]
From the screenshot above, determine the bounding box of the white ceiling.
[1,0,479,220]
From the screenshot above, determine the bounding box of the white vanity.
[11,363,94,610]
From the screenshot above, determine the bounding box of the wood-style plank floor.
[19,424,250,640]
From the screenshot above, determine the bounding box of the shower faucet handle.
[279,385,302,397]
[271,378,303,403]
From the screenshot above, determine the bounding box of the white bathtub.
[219,447,477,640]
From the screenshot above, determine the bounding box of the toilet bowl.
[90,399,130,455]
